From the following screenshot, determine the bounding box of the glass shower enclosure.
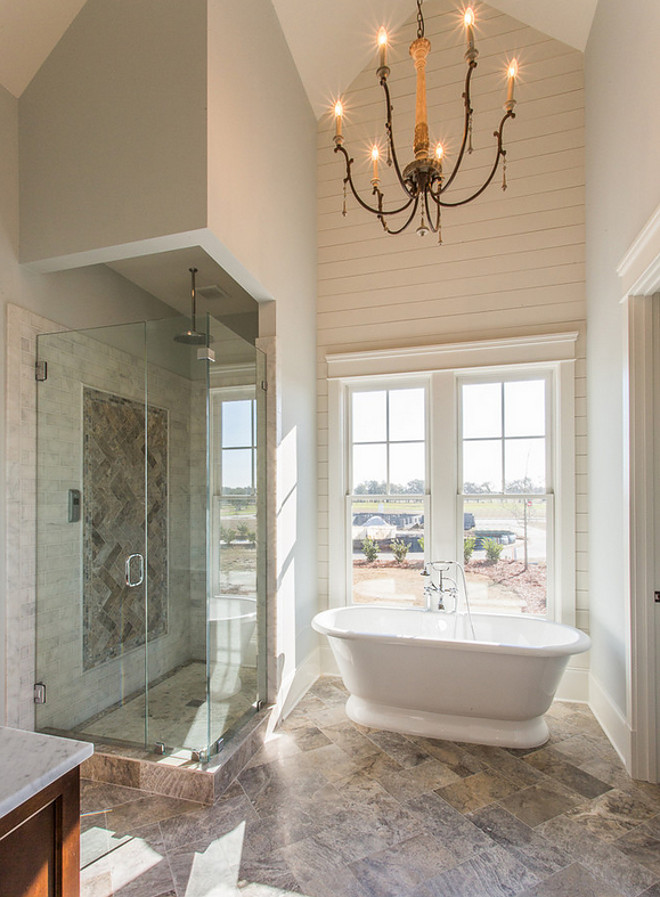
[34,312,266,759]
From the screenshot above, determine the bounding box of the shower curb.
[80,707,271,805]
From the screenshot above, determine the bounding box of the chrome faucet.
[422,576,444,611]
[421,561,459,612]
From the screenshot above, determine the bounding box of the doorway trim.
[617,202,660,782]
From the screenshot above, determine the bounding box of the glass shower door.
[35,322,151,748]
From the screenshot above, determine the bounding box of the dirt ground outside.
[352,557,547,614]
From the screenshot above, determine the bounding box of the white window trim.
[326,333,577,624]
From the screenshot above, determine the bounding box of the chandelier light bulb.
[435,143,444,160]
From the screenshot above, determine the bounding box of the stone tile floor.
[80,677,660,897]
[79,662,257,753]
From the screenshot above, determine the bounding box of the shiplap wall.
[316,1,587,630]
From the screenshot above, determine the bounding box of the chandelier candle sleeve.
[507,61,517,104]
[378,28,388,68]
[334,101,343,140]
[371,146,380,182]
[464,8,475,52]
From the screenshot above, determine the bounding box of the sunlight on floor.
[81,825,163,896]
[82,816,305,897]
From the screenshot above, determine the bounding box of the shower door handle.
[125,553,145,587]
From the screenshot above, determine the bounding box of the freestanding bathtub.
[312,605,591,749]
[208,596,257,698]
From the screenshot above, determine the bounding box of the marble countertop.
[0,726,93,819]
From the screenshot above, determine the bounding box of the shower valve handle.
[125,553,145,588]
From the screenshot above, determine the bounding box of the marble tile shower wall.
[34,328,195,732]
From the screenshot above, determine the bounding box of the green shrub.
[361,536,380,563]
[484,538,504,562]
[417,536,424,552]
[464,535,476,563]
[390,539,409,565]
[220,527,237,545]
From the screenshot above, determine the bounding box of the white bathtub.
[312,606,591,749]
[208,596,257,698]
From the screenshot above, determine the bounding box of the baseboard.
[271,647,321,726]
[555,664,590,703]
[589,672,632,769]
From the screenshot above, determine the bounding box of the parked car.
[472,530,516,548]
[464,512,475,530]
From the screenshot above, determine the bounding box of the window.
[459,375,552,615]
[348,385,428,606]
[210,388,257,598]
[328,335,577,622]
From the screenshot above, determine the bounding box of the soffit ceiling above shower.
[106,248,261,373]
[107,247,259,320]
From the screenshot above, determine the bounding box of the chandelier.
[332,1,518,242]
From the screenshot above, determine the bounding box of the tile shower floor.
[80,676,660,897]
[81,662,257,752]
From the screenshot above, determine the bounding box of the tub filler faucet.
[421,561,459,612]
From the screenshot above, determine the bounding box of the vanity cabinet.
[0,768,80,897]
[0,728,92,897]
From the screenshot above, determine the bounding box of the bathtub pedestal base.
[346,695,549,750]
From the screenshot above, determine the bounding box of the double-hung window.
[348,383,428,605]
[328,336,577,622]
[459,374,552,615]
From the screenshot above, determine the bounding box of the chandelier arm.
[334,144,389,215]
[380,194,417,217]
[335,143,416,217]
[433,110,515,208]
[381,78,416,198]
[382,196,420,234]
[439,60,477,194]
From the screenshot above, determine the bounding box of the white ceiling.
[0,0,87,97]
[1,0,598,108]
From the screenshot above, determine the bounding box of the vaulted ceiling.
[0,0,598,112]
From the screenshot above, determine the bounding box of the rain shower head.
[173,328,207,346]
[174,267,213,345]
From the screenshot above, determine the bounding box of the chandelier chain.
[416,0,424,39]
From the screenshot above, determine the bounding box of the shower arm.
[190,266,198,331]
